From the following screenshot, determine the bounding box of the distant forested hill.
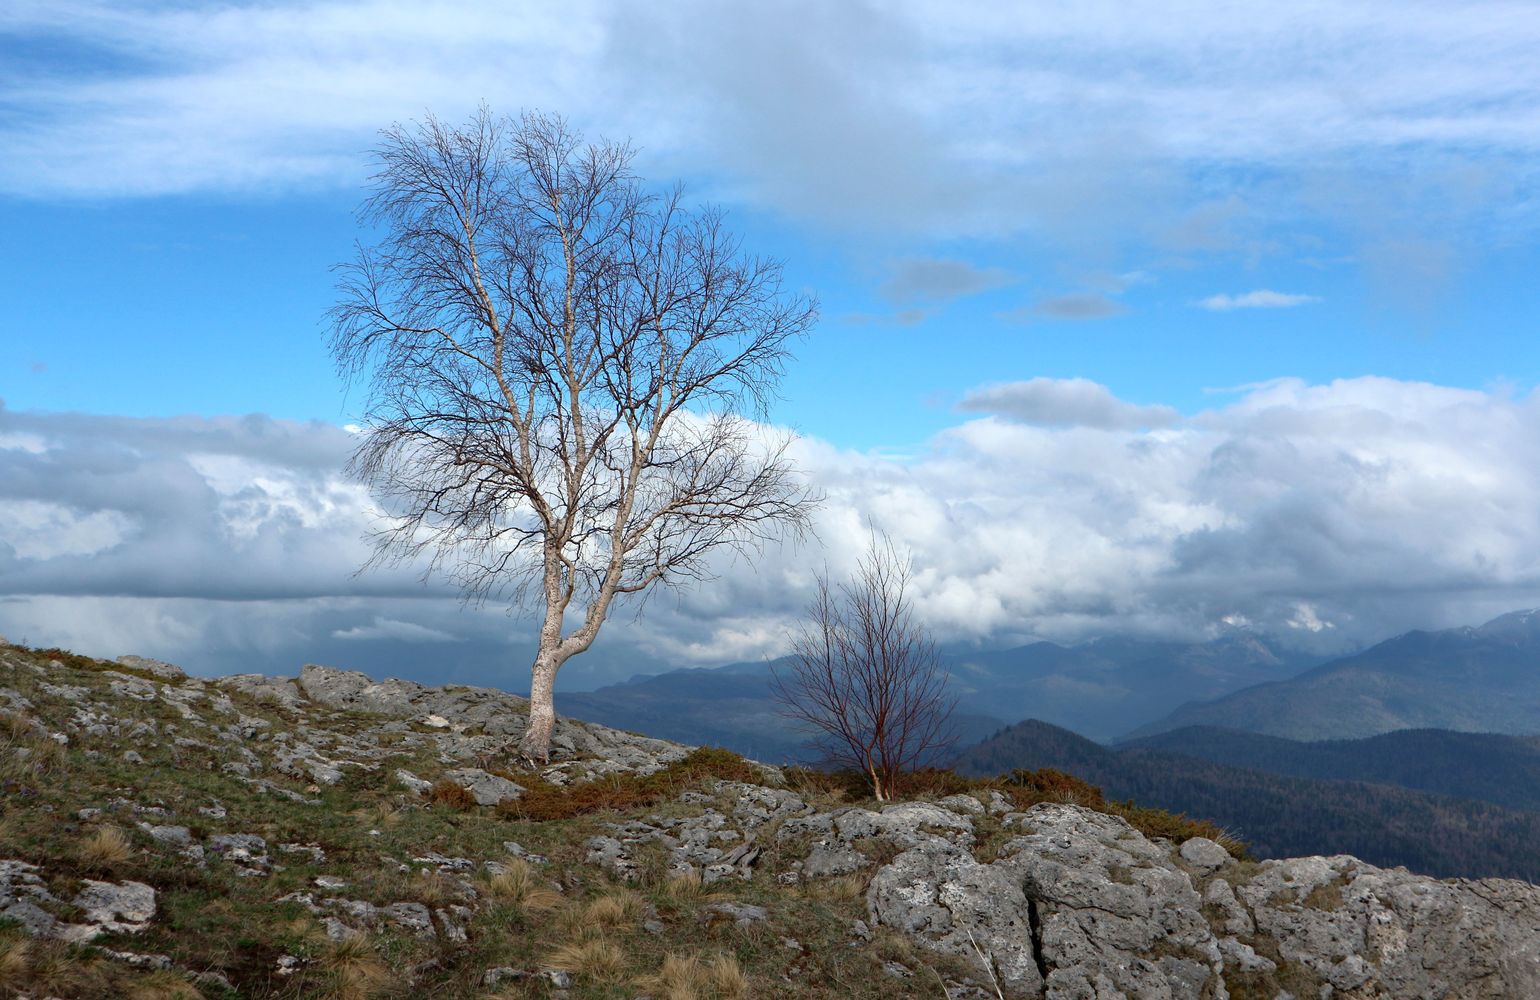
[1122,726,1540,813]
[954,719,1540,882]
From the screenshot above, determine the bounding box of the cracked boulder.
[445,768,525,806]
[868,801,1540,1000]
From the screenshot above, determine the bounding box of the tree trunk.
[520,647,561,764]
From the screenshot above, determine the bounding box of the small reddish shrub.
[428,779,476,811]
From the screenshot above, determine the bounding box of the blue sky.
[4,1,1540,687]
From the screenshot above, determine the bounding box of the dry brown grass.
[78,825,133,869]
[428,778,477,811]
[0,938,29,990]
[803,872,868,901]
[636,952,749,1000]
[317,935,392,1000]
[543,939,628,984]
[349,801,402,829]
[583,889,642,929]
[22,945,95,996]
[128,970,206,1000]
[484,858,562,912]
[412,870,460,908]
[657,869,722,904]
[1,711,65,779]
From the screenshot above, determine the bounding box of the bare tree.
[330,108,818,763]
[771,535,957,800]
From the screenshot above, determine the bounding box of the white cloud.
[1197,290,1322,311]
[8,376,1540,682]
[332,617,461,643]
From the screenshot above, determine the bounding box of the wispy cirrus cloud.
[332,618,462,643]
[1013,293,1128,321]
[5,1,1540,257]
[1197,290,1322,311]
[879,258,1014,304]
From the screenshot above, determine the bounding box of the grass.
[543,938,628,983]
[77,825,134,870]
[0,937,29,990]
[128,970,207,1000]
[315,936,392,1000]
[582,889,642,929]
[637,951,749,1000]
[495,746,768,822]
[482,858,563,912]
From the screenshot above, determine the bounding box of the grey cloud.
[0,407,422,601]
[1008,294,1127,321]
[843,308,929,327]
[958,378,1180,430]
[879,258,1013,304]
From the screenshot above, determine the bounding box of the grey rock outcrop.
[115,655,187,681]
[290,663,690,778]
[1,860,157,943]
[445,767,525,806]
[868,801,1540,1000]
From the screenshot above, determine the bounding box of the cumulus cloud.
[9,377,1540,685]
[958,378,1180,430]
[1197,290,1322,311]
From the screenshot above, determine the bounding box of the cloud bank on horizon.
[4,375,1539,686]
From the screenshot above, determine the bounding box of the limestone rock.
[1178,835,1233,873]
[803,843,868,879]
[395,768,433,794]
[298,664,426,715]
[867,801,1540,1000]
[445,767,524,806]
[585,836,640,882]
[115,655,187,681]
[0,860,63,937]
[1236,854,1540,999]
[69,879,157,940]
[868,839,1043,997]
[218,673,305,709]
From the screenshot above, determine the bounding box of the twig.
[967,929,1007,1000]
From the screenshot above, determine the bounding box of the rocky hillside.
[3,641,1539,999]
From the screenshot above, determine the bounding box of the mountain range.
[1130,609,1540,740]
[563,630,1320,761]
